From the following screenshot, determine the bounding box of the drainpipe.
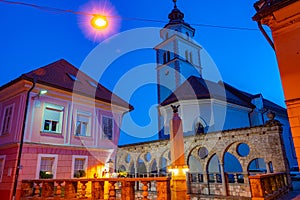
[12,79,35,200]
[257,21,275,50]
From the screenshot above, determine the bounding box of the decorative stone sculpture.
[265,111,281,126]
[171,105,180,113]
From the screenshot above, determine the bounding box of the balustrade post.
[80,180,88,199]
[141,181,149,200]
[92,180,105,200]
[283,173,288,188]
[55,181,63,199]
[275,174,282,191]
[214,173,218,183]
[108,180,117,200]
[270,176,278,194]
[280,174,285,188]
[264,177,273,195]
[34,181,41,197]
[121,180,135,200]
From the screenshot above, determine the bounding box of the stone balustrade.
[187,172,251,197]
[21,177,171,200]
[249,172,289,200]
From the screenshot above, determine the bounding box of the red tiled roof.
[6,59,133,110]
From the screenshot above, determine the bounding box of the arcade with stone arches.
[117,124,290,197]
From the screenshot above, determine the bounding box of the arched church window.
[166,51,171,62]
[189,52,193,63]
[163,52,167,64]
[195,122,204,135]
[185,50,189,61]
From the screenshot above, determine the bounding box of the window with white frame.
[37,154,58,179]
[75,111,91,136]
[42,103,64,134]
[1,104,13,135]
[72,155,88,178]
[102,116,113,140]
[0,155,6,182]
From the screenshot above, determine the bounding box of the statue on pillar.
[171,105,180,113]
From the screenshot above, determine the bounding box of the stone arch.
[159,150,171,175]
[144,152,152,162]
[186,145,206,173]
[220,140,254,173]
[223,152,243,173]
[136,152,150,173]
[206,154,221,183]
[161,149,171,162]
[207,154,221,173]
[149,159,158,175]
[247,158,267,175]
[188,154,204,173]
[128,162,136,177]
[137,157,147,177]
[118,165,126,172]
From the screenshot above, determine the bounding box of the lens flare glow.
[78,0,120,42]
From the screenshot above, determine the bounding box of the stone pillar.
[168,105,189,200]
[219,163,228,196]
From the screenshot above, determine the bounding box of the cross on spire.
[173,0,177,8]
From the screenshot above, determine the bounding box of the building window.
[167,51,171,62]
[1,105,13,135]
[163,51,171,64]
[75,111,91,136]
[163,52,167,64]
[189,52,193,63]
[185,50,193,63]
[195,122,204,135]
[102,116,113,140]
[0,155,6,182]
[37,154,58,179]
[42,103,64,134]
[185,50,189,61]
[72,156,88,178]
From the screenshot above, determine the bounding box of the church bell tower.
[155,0,202,139]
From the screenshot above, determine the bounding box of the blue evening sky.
[0,0,284,145]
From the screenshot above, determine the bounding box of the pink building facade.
[0,59,132,199]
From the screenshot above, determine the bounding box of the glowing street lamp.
[90,15,108,30]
